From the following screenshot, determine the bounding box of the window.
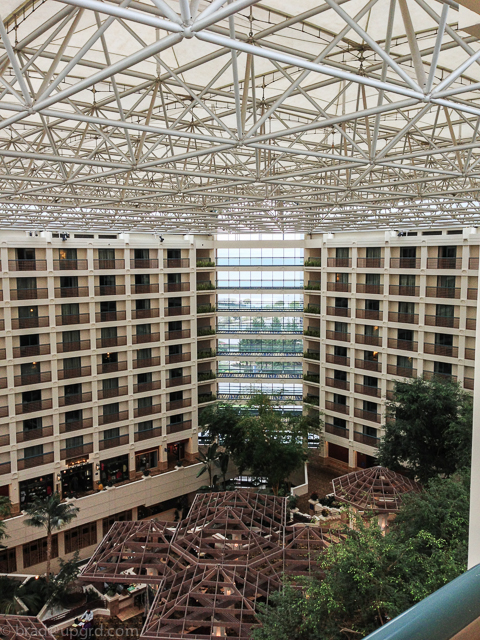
[335,322,348,334]
[333,394,347,405]
[216,270,303,288]
[138,420,153,432]
[138,396,153,409]
[397,355,412,369]
[59,248,77,261]
[437,304,454,318]
[364,376,378,388]
[60,276,77,289]
[65,409,82,424]
[170,413,184,424]
[103,377,119,392]
[335,298,348,308]
[21,362,39,377]
[64,383,81,397]
[64,523,97,554]
[439,246,457,258]
[137,348,151,361]
[0,548,16,573]
[168,297,182,308]
[19,305,38,319]
[365,325,379,337]
[399,301,415,314]
[168,273,181,284]
[136,324,151,336]
[363,400,377,413]
[102,352,118,364]
[17,248,35,261]
[135,450,158,472]
[336,248,349,258]
[334,370,347,381]
[400,247,416,258]
[365,300,379,311]
[434,361,452,376]
[435,333,453,346]
[104,427,120,440]
[23,535,58,568]
[334,346,347,357]
[66,436,83,449]
[333,417,346,428]
[169,344,182,356]
[63,330,80,345]
[399,274,415,286]
[167,249,181,260]
[136,298,151,310]
[99,275,115,287]
[169,368,183,379]
[22,389,41,405]
[169,320,182,332]
[24,444,43,459]
[17,277,37,290]
[366,247,381,258]
[135,249,149,260]
[137,372,152,385]
[438,275,456,288]
[398,329,413,342]
[100,300,116,313]
[169,390,183,402]
[364,351,378,361]
[20,334,39,348]
[365,273,380,285]
[23,417,42,432]
[135,274,150,286]
[102,510,132,535]
[62,303,79,317]
[64,356,81,371]
[335,273,348,283]
[363,425,378,438]
[103,402,119,416]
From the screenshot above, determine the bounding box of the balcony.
[16,398,53,414]
[326,306,350,317]
[326,330,350,342]
[135,426,162,442]
[134,380,161,395]
[12,316,49,330]
[327,282,351,293]
[0,461,11,474]
[390,257,420,269]
[326,377,349,391]
[165,306,190,317]
[134,404,161,418]
[466,318,476,330]
[58,366,91,380]
[468,288,478,300]
[99,410,129,425]
[56,313,90,326]
[11,288,48,300]
[464,378,474,390]
[325,400,348,415]
[9,259,47,271]
[327,257,351,267]
[0,378,6,389]
[356,334,382,347]
[196,259,215,268]
[354,432,380,447]
[95,311,127,322]
[166,329,191,341]
[469,257,478,270]
[304,328,320,338]
[304,258,322,268]
[132,283,160,294]
[325,423,348,439]
[132,308,160,320]
[95,285,126,296]
[303,395,319,406]
[53,259,88,270]
[166,352,191,365]
[57,339,91,353]
[0,406,7,418]
[96,336,127,349]
[354,383,381,398]
[14,372,52,386]
[18,451,54,470]
[166,398,192,411]
[388,312,418,324]
[16,425,54,443]
[55,286,89,298]
[59,392,93,407]
[426,257,462,269]
[198,371,215,382]
[389,285,419,296]
[164,258,189,268]
[132,258,159,269]
[354,408,380,423]
[303,373,319,384]
[133,332,160,345]
[167,420,192,435]
[465,348,475,360]
[304,350,320,361]
[166,376,191,388]
[304,305,321,315]
[356,359,381,372]
[198,393,216,404]
[424,343,458,358]
[357,283,383,295]
[326,353,349,367]
[424,314,459,328]
[198,304,216,314]
[387,338,418,352]
[99,361,128,374]
[357,257,384,268]
[165,282,190,293]
[387,364,416,378]
[356,309,381,321]
[197,349,215,360]
[426,287,460,299]
[133,357,160,369]
[61,442,94,460]
[304,281,321,291]
[423,371,457,382]
[94,259,125,269]
[60,417,93,433]
[13,344,50,358]
[99,385,129,399]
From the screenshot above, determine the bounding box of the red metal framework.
[0,615,56,640]
[332,466,421,513]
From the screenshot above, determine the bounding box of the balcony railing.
[132,332,160,344]
[96,336,127,349]
[133,357,160,369]
[95,311,126,322]
[326,354,349,367]
[426,286,460,299]
[61,443,94,460]
[166,353,191,365]
[424,314,459,328]
[56,313,90,326]
[304,305,321,315]
[304,258,322,267]
[357,257,384,268]
[165,282,189,293]
[0,378,6,389]
[356,359,381,372]
[17,425,54,443]
[94,259,125,269]
[134,404,161,418]
[326,330,350,342]
[12,316,50,329]
[53,259,88,270]
[14,372,52,386]
[196,259,215,268]
[11,288,48,300]
[465,348,475,360]
[389,285,419,296]
[166,376,191,388]
[99,385,129,399]
[387,338,418,352]
[356,334,382,347]
[99,361,128,374]
[99,433,128,451]
[466,318,476,330]
[355,383,381,398]
[0,434,8,447]
[95,285,126,296]
[303,395,319,406]
[303,373,320,384]
[166,398,192,411]
[164,258,189,268]
[198,393,216,404]
[55,286,89,298]
[325,400,348,415]
[304,328,320,338]
[326,377,349,390]
[388,312,418,324]
[165,329,191,341]
[134,426,163,442]
[327,282,351,292]
[327,257,351,267]
[197,304,216,314]
[356,283,383,295]
[356,309,381,321]
[59,392,92,406]
[133,380,161,394]
[167,420,192,435]
[326,306,350,317]
[13,344,50,358]
[387,364,416,378]
[464,378,474,390]
[99,410,129,425]
[423,371,457,382]
[468,288,478,300]
[9,259,47,271]
[165,306,190,317]
[197,349,216,360]
[18,451,54,470]
[59,417,93,433]
[390,257,420,269]
[131,258,159,269]
[325,423,348,439]
[132,308,160,320]
[354,432,380,447]
[304,350,320,361]
[424,343,458,358]
[354,408,380,423]
[0,406,7,418]
[16,398,53,414]
[132,283,159,294]
[58,366,91,379]
[57,340,91,353]
[304,281,321,291]
[426,257,462,269]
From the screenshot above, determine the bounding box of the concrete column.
[468,276,480,568]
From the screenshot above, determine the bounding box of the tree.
[377,376,473,483]
[196,442,219,489]
[0,496,11,549]
[216,451,230,490]
[24,493,79,580]
[47,552,82,608]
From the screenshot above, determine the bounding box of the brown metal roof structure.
[0,615,56,640]
[332,466,421,513]
[80,490,343,639]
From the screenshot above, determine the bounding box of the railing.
[166,329,190,340]
[389,285,419,296]
[424,343,458,358]
[390,257,420,269]
[132,308,160,319]
[61,443,94,460]
[464,378,474,390]
[466,317,476,330]
[13,344,50,358]
[325,423,348,439]
[133,381,161,394]
[135,426,163,442]
[99,435,129,450]
[12,316,50,329]
[356,334,382,346]
[53,259,88,270]
[356,283,383,294]
[304,281,321,290]
[56,313,90,326]
[424,314,459,328]
[165,306,190,316]
[197,349,216,359]
[59,417,93,433]
[132,258,159,269]
[304,305,321,314]
[165,282,189,293]
[164,258,189,268]
[133,357,160,369]
[426,257,462,269]
[388,312,419,324]
[196,260,215,268]
[219,372,301,379]
[59,392,92,407]
[134,404,161,418]
[0,406,8,418]
[426,286,460,299]
[325,400,349,415]
[167,420,192,434]
[217,349,303,357]
[133,332,160,344]
[57,339,91,353]
[166,352,191,364]
[58,366,91,379]
[469,257,479,270]
[0,378,6,389]
[356,359,381,372]
[303,374,320,383]
[99,385,129,399]
[326,306,350,317]
[355,383,381,398]
[465,348,475,360]
[327,257,351,267]
[326,377,349,390]
[94,259,125,269]
[198,393,216,404]
[55,286,89,298]
[95,310,126,322]
[304,328,320,337]
[326,354,349,367]
[198,327,216,336]
[357,257,384,268]
[96,336,127,348]
[9,259,47,271]
[132,283,160,294]
[99,361,127,374]
[354,408,380,423]
[11,288,48,300]
[423,371,457,382]
[356,309,381,320]
[468,288,478,299]
[0,462,11,474]
[17,425,54,443]
[354,432,380,447]
[303,395,320,406]
[166,376,191,388]
[327,282,351,292]
[16,398,53,414]
[166,398,192,411]
[99,410,129,425]
[387,338,418,352]
[304,258,322,267]
[304,351,320,361]
[95,285,126,296]
[198,304,216,314]
[14,372,51,386]
[218,393,302,401]
[18,451,54,470]
[387,364,416,378]
[326,330,350,342]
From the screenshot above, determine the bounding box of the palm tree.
[196,443,219,489]
[216,451,230,490]
[24,493,79,581]
[0,496,11,549]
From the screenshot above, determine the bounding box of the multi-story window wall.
[217,361,302,378]
[217,316,303,333]
[217,271,303,288]
[217,383,303,400]
[217,294,303,310]
[217,248,304,266]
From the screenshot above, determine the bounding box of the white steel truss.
[1,0,480,232]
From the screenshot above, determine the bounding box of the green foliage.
[47,552,81,608]
[0,576,48,615]
[377,376,473,483]
[0,497,11,548]
[196,443,219,488]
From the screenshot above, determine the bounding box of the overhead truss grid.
[1,0,480,232]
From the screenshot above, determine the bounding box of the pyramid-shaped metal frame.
[0,615,56,640]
